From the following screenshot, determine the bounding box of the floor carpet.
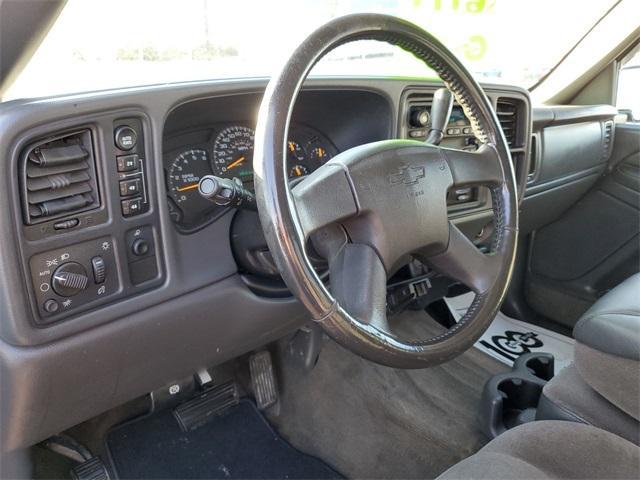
[268,310,507,479]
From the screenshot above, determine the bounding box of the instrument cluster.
[164,124,338,231]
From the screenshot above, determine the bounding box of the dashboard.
[0,77,547,453]
[165,123,338,230]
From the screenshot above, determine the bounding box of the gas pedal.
[173,380,239,432]
[250,350,278,410]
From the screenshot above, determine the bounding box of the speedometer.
[212,126,255,184]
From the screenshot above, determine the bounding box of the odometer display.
[212,126,255,184]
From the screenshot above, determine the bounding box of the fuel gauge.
[289,164,309,178]
[287,140,306,163]
[309,145,331,166]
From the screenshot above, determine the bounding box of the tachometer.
[167,148,221,227]
[212,126,255,184]
[168,149,210,205]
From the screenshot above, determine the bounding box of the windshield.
[3,0,619,101]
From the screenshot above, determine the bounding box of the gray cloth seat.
[537,363,640,444]
[573,272,640,421]
[537,273,640,444]
[437,420,640,479]
[438,275,640,479]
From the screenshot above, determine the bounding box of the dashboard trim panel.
[0,77,534,452]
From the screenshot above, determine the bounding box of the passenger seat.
[537,273,640,445]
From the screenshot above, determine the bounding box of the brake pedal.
[70,456,110,480]
[250,350,278,410]
[173,380,239,432]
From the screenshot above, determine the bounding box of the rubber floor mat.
[106,399,342,479]
[445,292,575,372]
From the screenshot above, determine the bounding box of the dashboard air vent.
[601,120,614,161]
[496,99,519,148]
[21,129,100,224]
[528,134,538,179]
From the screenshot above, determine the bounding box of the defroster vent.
[21,129,100,224]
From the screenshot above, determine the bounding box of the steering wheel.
[253,14,518,368]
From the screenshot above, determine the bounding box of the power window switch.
[121,198,142,217]
[120,178,141,197]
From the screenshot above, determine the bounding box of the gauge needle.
[227,155,246,170]
[293,166,302,176]
[176,183,199,192]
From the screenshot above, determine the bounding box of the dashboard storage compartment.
[481,353,554,439]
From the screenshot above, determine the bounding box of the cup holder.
[481,353,555,439]
[498,376,544,428]
[514,352,555,381]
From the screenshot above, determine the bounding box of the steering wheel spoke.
[291,164,359,238]
[420,223,499,295]
[443,143,503,188]
[329,243,390,333]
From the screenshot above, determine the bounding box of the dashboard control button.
[409,129,426,138]
[119,178,141,196]
[114,126,137,150]
[52,262,89,297]
[131,238,150,257]
[116,154,139,172]
[409,108,430,128]
[448,127,461,135]
[53,218,79,230]
[91,256,106,284]
[121,198,142,217]
[43,299,59,314]
[462,127,472,134]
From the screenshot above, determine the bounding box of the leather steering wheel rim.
[254,13,518,368]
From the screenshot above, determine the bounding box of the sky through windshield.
[4,0,619,101]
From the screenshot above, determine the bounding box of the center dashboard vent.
[496,99,519,148]
[601,120,614,161]
[21,129,100,225]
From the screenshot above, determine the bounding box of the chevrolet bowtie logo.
[388,165,426,186]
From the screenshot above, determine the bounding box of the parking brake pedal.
[250,350,278,410]
[173,380,239,432]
